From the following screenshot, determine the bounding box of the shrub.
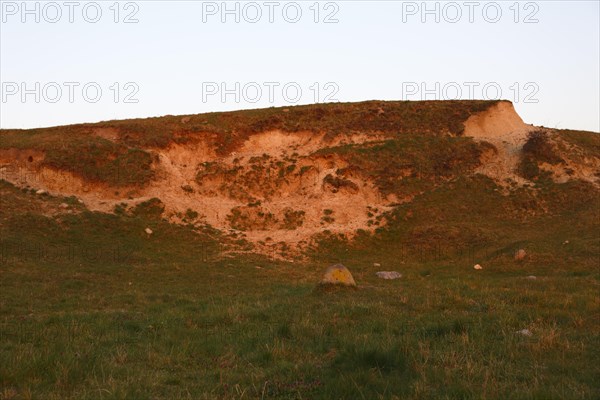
[132,198,164,218]
[281,208,305,230]
[522,130,563,165]
[518,130,563,180]
[184,209,199,221]
[323,174,359,193]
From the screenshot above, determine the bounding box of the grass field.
[1,179,599,399]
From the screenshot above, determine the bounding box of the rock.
[181,116,191,124]
[376,271,402,280]
[59,203,69,209]
[516,329,532,337]
[514,249,527,261]
[36,189,46,195]
[563,240,569,245]
[473,264,483,270]
[145,228,153,235]
[321,264,356,287]
[526,275,537,280]
[373,263,381,268]
[77,199,84,204]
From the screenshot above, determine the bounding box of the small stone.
[282,108,290,113]
[563,240,569,245]
[59,203,69,209]
[526,275,537,280]
[36,189,46,195]
[515,249,527,261]
[77,199,84,204]
[373,263,381,268]
[145,228,153,235]
[473,264,483,270]
[321,264,356,287]
[376,271,402,280]
[516,329,532,337]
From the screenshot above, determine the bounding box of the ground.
[1,168,598,400]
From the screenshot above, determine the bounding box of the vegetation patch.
[0,132,154,187]
[518,130,564,180]
[131,198,165,219]
[227,206,278,231]
[281,208,305,230]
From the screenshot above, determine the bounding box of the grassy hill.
[1,100,599,399]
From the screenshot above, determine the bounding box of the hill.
[1,100,598,261]
[1,100,599,399]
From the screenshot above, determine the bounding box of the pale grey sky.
[1,1,599,131]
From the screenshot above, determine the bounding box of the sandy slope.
[462,101,535,187]
[1,101,597,257]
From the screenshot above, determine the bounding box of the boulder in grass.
[145,228,153,235]
[321,264,356,287]
[515,249,527,261]
[516,329,532,337]
[473,264,483,270]
[376,271,402,280]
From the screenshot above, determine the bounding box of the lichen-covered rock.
[321,264,356,286]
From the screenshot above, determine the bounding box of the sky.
[1,0,599,131]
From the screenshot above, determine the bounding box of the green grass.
[315,134,489,196]
[0,133,154,187]
[1,178,599,399]
[1,99,499,156]
[559,130,600,157]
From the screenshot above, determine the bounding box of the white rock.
[526,275,537,280]
[563,240,569,245]
[516,329,532,337]
[373,263,381,268]
[473,264,483,270]
[145,228,153,235]
[376,271,402,280]
[36,189,46,195]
